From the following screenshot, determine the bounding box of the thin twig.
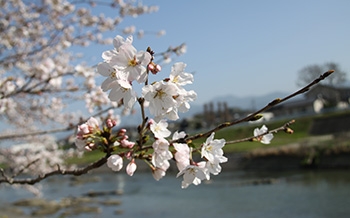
[226,120,295,144]
[11,158,41,178]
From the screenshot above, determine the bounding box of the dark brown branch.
[0,154,109,185]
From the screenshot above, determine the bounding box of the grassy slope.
[195,116,313,153]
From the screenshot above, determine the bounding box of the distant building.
[268,84,350,117]
[268,97,325,117]
[304,84,350,108]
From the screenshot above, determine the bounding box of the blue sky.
[91,0,350,105]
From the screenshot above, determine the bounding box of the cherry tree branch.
[180,70,334,143]
[225,119,295,144]
[0,155,109,185]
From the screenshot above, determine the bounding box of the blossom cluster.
[0,136,69,175]
[0,0,168,143]
[74,35,274,188]
[0,1,190,187]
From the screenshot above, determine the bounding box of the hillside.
[219,110,350,170]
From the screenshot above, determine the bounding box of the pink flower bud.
[148,119,154,126]
[118,128,127,136]
[148,62,161,74]
[106,118,119,128]
[126,160,137,176]
[120,139,135,148]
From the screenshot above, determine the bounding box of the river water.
[1,169,350,218]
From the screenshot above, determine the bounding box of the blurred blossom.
[107,154,123,171]
[254,125,274,144]
[157,30,166,37]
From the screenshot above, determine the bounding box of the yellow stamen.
[128,56,138,67]
[154,89,165,99]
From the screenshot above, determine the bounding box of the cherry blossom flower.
[152,160,170,181]
[175,89,197,113]
[176,162,210,189]
[103,35,151,84]
[169,62,194,87]
[142,81,178,120]
[97,35,151,109]
[150,119,171,139]
[172,131,190,171]
[112,35,133,52]
[141,62,197,120]
[201,132,227,164]
[169,62,197,113]
[254,125,274,144]
[107,155,123,172]
[205,157,227,175]
[107,79,137,109]
[98,63,129,98]
[97,62,119,91]
[151,138,173,168]
[174,144,190,172]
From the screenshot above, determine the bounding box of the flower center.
[128,56,138,67]
[172,75,179,83]
[154,125,161,132]
[154,89,166,99]
[110,71,117,78]
[205,144,213,152]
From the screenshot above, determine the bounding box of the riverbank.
[224,134,350,171]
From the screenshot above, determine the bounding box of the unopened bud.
[106,119,117,128]
[285,127,294,134]
[269,98,281,106]
[126,159,137,176]
[148,62,161,74]
[251,138,258,142]
[249,114,263,121]
[118,128,127,136]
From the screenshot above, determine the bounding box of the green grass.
[215,110,350,152]
[65,150,105,166]
[207,116,314,152]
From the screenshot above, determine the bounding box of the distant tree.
[296,62,347,87]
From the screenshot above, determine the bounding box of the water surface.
[1,169,350,218]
